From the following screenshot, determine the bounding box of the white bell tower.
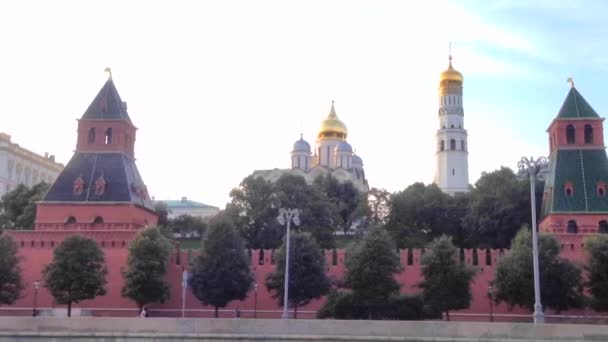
[434,53,469,194]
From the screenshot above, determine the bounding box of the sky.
[2,0,608,208]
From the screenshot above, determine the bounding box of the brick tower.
[540,81,608,238]
[35,75,157,231]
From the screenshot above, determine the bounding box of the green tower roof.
[555,86,600,119]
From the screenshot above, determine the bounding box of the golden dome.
[318,101,348,140]
[440,57,463,83]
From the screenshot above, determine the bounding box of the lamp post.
[277,208,301,319]
[487,285,494,322]
[33,280,40,317]
[253,283,258,318]
[517,156,549,324]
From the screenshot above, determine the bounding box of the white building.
[434,55,469,194]
[0,133,64,198]
[253,102,368,193]
[157,197,220,221]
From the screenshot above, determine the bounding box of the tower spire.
[567,77,575,88]
[449,42,452,63]
[104,67,112,80]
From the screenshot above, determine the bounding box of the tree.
[585,235,608,310]
[274,174,337,249]
[43,235,107,317]
[313,174,365,234]
[0,182,49,230]
[266,232,330,318]
[368,187,391,224]
[494,228,584,312]
[227,175,281,249]
[189,215,253,317]
[462,167,542,248]
[153,202,170,228]
[385,183,464,248]
[121,227,173,310]
[170,214,208,239]
[228,174,339,249]
[0,234,24,305]
[344,227,402,319]
[418,235,475,320]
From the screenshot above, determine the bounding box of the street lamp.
[253,283,258,319]
[517,156,549,324]
[33,280,40,317]
[277,208,301,319]
[487,285,494,322]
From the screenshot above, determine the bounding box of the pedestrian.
[138,307,148,318]
[235,307,241,319]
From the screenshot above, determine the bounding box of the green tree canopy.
[313,174,366,234]
[418,235,476,320]
[121,227,173,309]
[170,214,208,239]
[385,183,466,247]
[228,174,357,249]
[189,214,253,317]
[0,234,24,305]
[43,235,107,317]
[493,228,584,312]
[367,187,391,225]
[0,182,49,230]
[462,167,543,248]
[153,201,170,228]
[585,235,608,310]
[344,227,402,319]
[266,231,331,318]
[227,175,281,249]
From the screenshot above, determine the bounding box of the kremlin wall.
[2,61,608,322]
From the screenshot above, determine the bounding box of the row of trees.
[384,167,544,249]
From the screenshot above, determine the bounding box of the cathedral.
[434,55,470,194]
[252,101,368,192]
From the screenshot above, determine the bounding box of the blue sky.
[1,0,607,208]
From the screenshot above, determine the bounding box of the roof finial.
[104,67,112,80]
[448,42,453,63]
[567,77,575,88]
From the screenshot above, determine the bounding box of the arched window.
[585,124,594,144]
[566,125,575,144]
[567,220,578,234]
[65,216,76,224]
[88,128,96,144]
[92,216,104,224]
[598,220,608,234]
[461,140,465,151]
[104,128,112,144]
[440,140,445,151]
[450,139,456,150]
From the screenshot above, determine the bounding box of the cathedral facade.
[252,102,368,192]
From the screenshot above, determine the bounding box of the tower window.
[585,124,594,144]
[566,125,575,144]
[461,140,465,151]
[567,220,578,234]
[599,220,608,234]
[450,139,456,150]
[93,216,104,224]
[105,128,112,144]
[88,128,96,144]
[564,182,574,197]
[452,168,455,176]
[65,216,76,224]
[450,124,454,128]
[440,140,445,151]
[597,182,606,197]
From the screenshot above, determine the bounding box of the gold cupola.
[318,101,348,140]
[439,55,463,83]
